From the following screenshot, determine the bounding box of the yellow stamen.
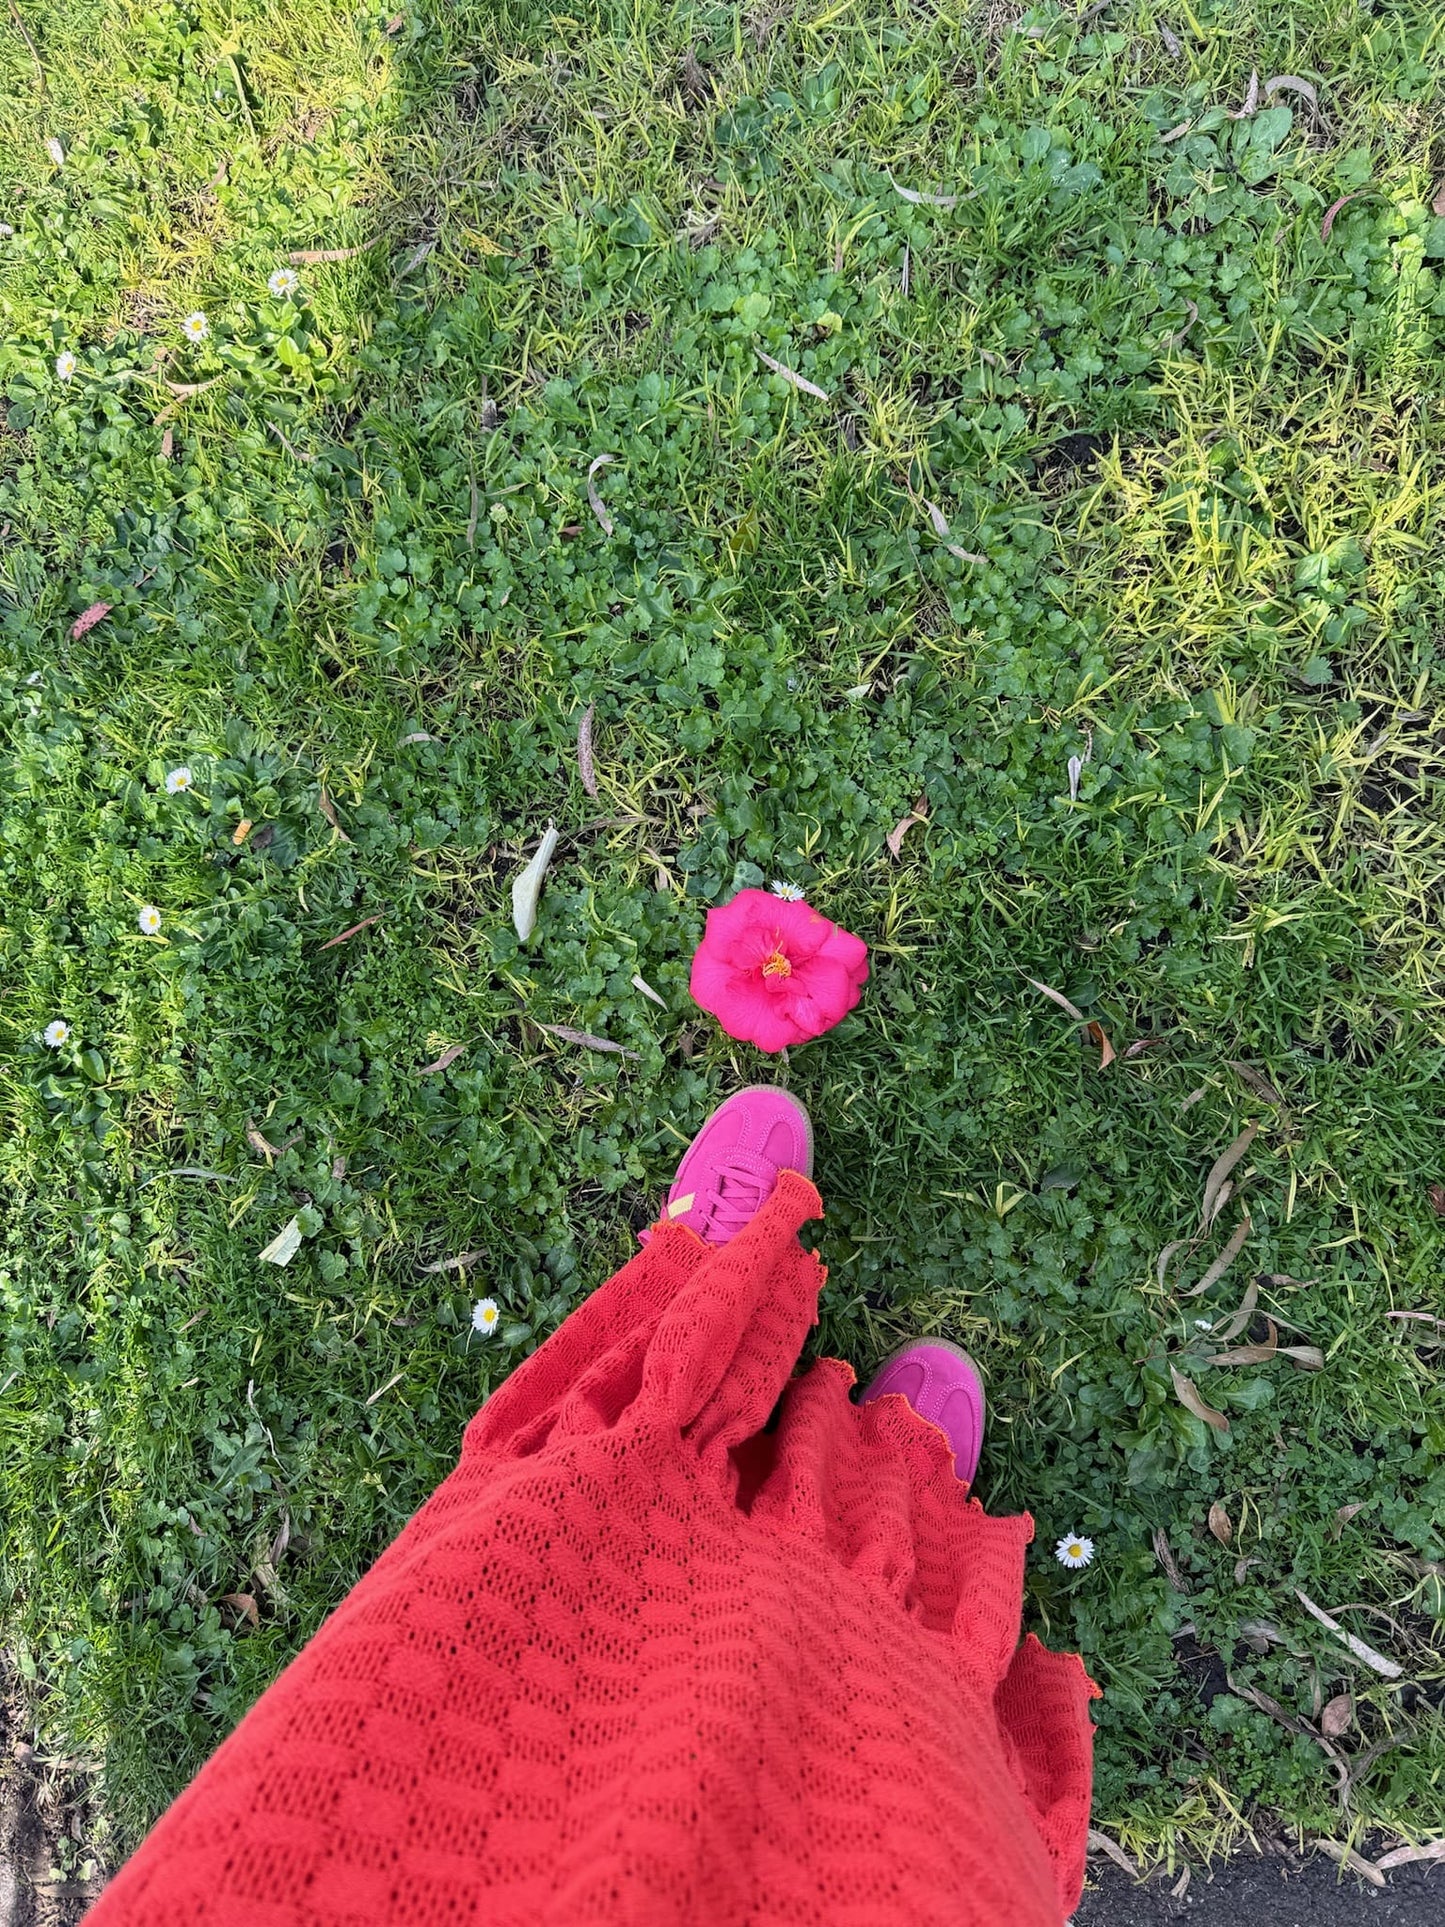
[761,948,792,979]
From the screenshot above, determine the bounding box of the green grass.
[3,0,1445,1877]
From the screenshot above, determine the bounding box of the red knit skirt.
[87,1172,1097,1925]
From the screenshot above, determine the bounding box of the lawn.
[2,0,1444,1884]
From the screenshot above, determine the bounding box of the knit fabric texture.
[87,1172,1098,1927]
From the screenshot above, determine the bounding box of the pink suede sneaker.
[861,1339,986,1486]
[648,1086,814,1248]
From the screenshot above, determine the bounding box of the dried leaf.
[398,730,438,745]
[384,11,404,30]
[219,1591,259,1628]
[257,1217,303,1267]
[577,703,598,797]
[1159,21,1182,57]
[1156,1238,1190,1288]
[1178,1085,1206,1113]
[1215,1277,1259,1344]
[1164,297,1199,349]
[1067,754,1083,802]
[1434,179,1445,219]
[317,787,352,842]
[44,135,65,166]
[419,1250,485,1274]
[1316,1841,1386,1888]
[755,346,830,401]
[1229,68,1260,118]
[288,245,368,264]
[511,821,559,941]
[160,427,174,458]
[1259,1271,1316,1290]
[1208,1502,1233,1546]
[1159,119,1192,143]
[1295,1589,1404,1678]
[1027,978,1086,1023]
[887,794,929,857]
[1182,1213,1252,1298]
[233,819,254,846]
[533,1022,640,1062]
[1321,190,1368,242]
[631,972,667,1009]
[886,170,959,209]
[1200,1123,1259,1232]
[1123,1037,1165,1058]
[417,1043,466,1075]
[1333,1502,1365,1536]
[920,498,987,563]
[1386,1309,1445,1332]
[1428,1182,1445,1217]
[1227,1060,1284,1106]
[1153,1526,1189,1590]
[1084,1020,1115,1069]
[319,913,382,951]
[246,1124,282,1159]
[1170,1868,1191,1902]
[1086,1830,1140,1879]
[1171,1363,1230,1432]
[1264,74,1318,110]
[70,601,112,640]
[1375,1840,1445,1872]
[1236,1566,1267,1593]
[1320,1693,1353,1738]
[586,454,617,535]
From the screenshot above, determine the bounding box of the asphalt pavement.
[1075,1853,1443,1926]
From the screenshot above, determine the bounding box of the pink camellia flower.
[690,888,868,1052]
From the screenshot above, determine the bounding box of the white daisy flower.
[165,766,193,793]
[267,267,300,298]
[1195,1318,1213,1332]
[770,880,805,901]
[137,904,163,935]
[0,223,14,238]
[1055,1534,1095,1571]
[55,350,77,381]
[181,311,209,342]
[471,1298,501,1337]
[26,670,43,685]
[44,1020,71,1048]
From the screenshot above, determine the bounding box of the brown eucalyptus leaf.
[1156,1238,1190,1287]
[577,703,598,797]
[1152,1527,1189,1591]
[1171,1364,1230,1432]
[1229,69,1260,118]
[288,245,368,264]
[1316,1841,1386,1888]
[887,793,929,858]
[1200,1123,1258,1231]
[1086,1830,1140,1878]
[1159,22,1182,56]
[1026,978,1086,1022]
[1067,753,1083,802]
[1264,74,1318,110]
[631,973,667,1008]
[1433,179,1445,219]
[755,346,830,401]
[219,1591,259,1628]
[1208,1502,1233,1545]
[1183,1214,1252,1297]
[1320,1694,1353,1738]
[586,454,617,535]
[1375,1840,1445,1871]
[1321,190,1369,241]
[886,171,959,209]
[1227,1060,1284,1106]
[511,823,559,942]
[1159,120,1192,143]
[1428,1182,1445,1217]
[416,1043,466,1075]
[534,1022,640,1061]
[1295,1590,1403,1678]
[317,787,352,842]
[1215,1277,1259,1343]
[1084,1020,1116,1069]
[319,913,382,951]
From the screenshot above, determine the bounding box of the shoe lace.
[697,1150,775,1242]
